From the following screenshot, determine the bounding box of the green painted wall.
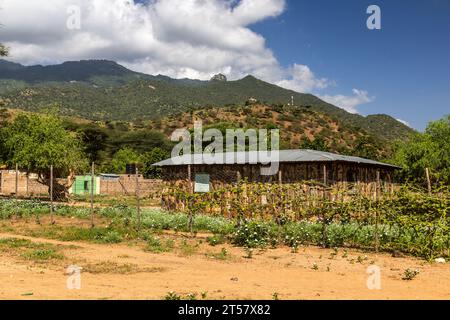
[71,176,100,195]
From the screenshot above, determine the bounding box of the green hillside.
[0,59,415,142]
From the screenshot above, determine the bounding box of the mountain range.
[0,59,414,143]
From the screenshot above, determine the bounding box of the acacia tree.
[0,113,87,200]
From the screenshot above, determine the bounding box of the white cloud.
[276,64,330,93]
[0,0,371,113]
[396,119,411,127]
[0,0,285,80]
[319,89,375,114]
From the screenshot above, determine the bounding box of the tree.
[353,136,380,160]
[0,43,7,56]
[77,124,109,164]
[392,115,450,186]
[0,113,87,199]
[109,147,140,174]
[140,147,170,179]
[300,137,329,152]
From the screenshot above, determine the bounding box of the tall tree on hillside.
[0,113,88,200]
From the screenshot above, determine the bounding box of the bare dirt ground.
[0,217,449,300]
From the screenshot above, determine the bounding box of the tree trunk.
[38,170,76,201]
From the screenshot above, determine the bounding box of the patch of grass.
[0,237,65,261]
[0,238,33,249]
[179,240,199,256]
[208,248,229,260]
[102,231,123,244]
[22,248,64,261]
[24,226,129,244]
[206,234,227,247]
[83,261,165,274]
[402,268,420,281]
[145,236,174,253]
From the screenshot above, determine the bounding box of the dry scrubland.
[0,199,449,300]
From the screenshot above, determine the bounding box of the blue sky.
[1,0,448,131]
[250,0,450,130]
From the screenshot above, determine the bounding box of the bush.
[232,220,278,248]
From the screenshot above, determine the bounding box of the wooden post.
[375,170,380,253]
[15,163,18,199]
[26,173,29,197]
[15,164,19,218]
[90,162,95,228]
[425,168,432,196]
[136,167,141,232]
[322,164,328,248]
[188,164,193,193]
[50,165,54,224]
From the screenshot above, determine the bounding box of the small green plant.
[342,250,348,258]
[186,293,197,300]
[179,240,199,256]
[201,291,208,299]
[244,247,253,259]
[329,248,338,259]
[402,268,420,281]
[312,263,319,270]
[357,255,368,264]
[102,231,123,244]
[206,235,227,247]
[165,291,181,300]
[272,292,279,300]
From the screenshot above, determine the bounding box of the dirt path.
[0,231,449,300]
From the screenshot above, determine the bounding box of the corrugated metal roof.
[153,149,401,169]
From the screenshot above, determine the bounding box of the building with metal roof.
[155,149,399,205]
[153,149,400,169]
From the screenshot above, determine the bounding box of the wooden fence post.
[26,173,29,197]
[375,170,380,252]
[15,163,18,199]
[425,168,432,196]
[15,164,18,218]
[50,165,54,225]
[321,164,328,248]
[188,164,193,194]
[90,162,95,228]
[136,167,141,232]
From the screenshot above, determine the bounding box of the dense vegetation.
[391,115,450,186]
[0,112,87,199]
[0,110,172,178]
[0,59,414,142]
[1,188,448,260]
